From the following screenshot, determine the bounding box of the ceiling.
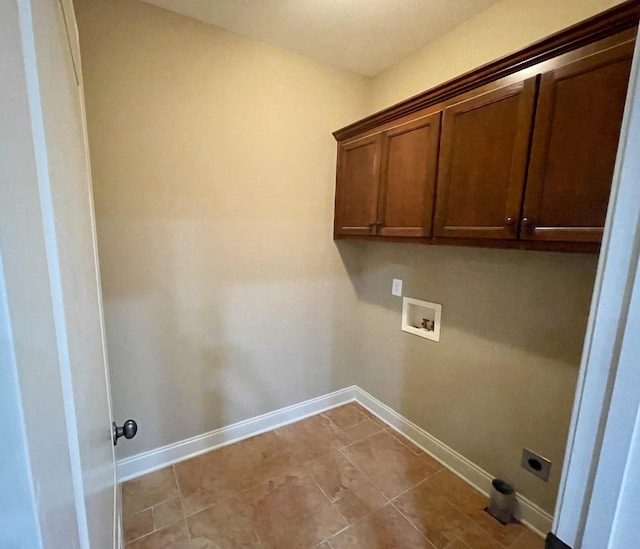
[140,0,501,76]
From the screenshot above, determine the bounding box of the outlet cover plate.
[392,278,403,297]
[521,448,551,481]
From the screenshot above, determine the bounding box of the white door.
[0,0,119,548]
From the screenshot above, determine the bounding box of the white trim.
[117,386,358,481]
[117,386,550,536]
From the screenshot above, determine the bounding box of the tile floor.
[122,403,544,548]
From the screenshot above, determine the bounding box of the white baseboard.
[117,385,551,536]
[117,386,357,482]
[353,387,552,537]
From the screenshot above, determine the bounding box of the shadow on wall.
[100,214,364,459]
[336,240,598,364]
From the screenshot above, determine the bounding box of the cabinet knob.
[505,217,515,226]
[521,217,533,229]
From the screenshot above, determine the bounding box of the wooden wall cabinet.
[521,40,634,243]
[334,134,382,236]
[433,78,537,240]
[335,112,441,238]
[332,1,639,253]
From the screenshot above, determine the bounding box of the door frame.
[551,30,640,549]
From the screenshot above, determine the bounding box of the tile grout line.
[320,504,377,546]
[389,500,438,549]
[387,472,438,504]
[183,519,194,549]
[124,465,191,547]
[310,476,351,528]
[150,505,157,534]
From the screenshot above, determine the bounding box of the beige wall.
[75,0,369,458]
[350,244,596,513]
[359,0,622,513]
[76,0,621,514]
[371,0,624,111]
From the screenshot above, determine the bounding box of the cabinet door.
[522,41,634,242]
[378,112,441,237]
[434,78,537,239]
[334,134,382,236]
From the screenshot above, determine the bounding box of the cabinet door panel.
[334,134,381,236]
[522,41,634,242]
[378,112,441,237]
[434,78,537,240]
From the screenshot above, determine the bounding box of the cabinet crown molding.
[333,0,640,142]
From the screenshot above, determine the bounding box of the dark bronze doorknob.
[113,419,138,446]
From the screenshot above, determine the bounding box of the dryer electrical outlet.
[521,448,551,481]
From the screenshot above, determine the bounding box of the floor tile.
[385,427,426,455]
[234,450,306,493]
[353,406,389,428]
[175,432,306,515]
[323,403,368,430]
[235,430,289,466]
[187,496,261,549]
[508,528,545,548]
[123,508,154,543]
[153,497,184,530]
[343,419,383,443]
[126,521,190,549]
[307,450,387,524]
[340,430,439,499]
[242,474,347,548]
[444,539,473,549]
[420,469,487,510]
[457,529,503,549]
[277,414,351,463]
[394,481,500,549]
[122,467,179,516]
[121,407,543,549]
[328,503,435,548]
[422,469,525,546]
[470,508,525,546]
[174,444,243,515]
